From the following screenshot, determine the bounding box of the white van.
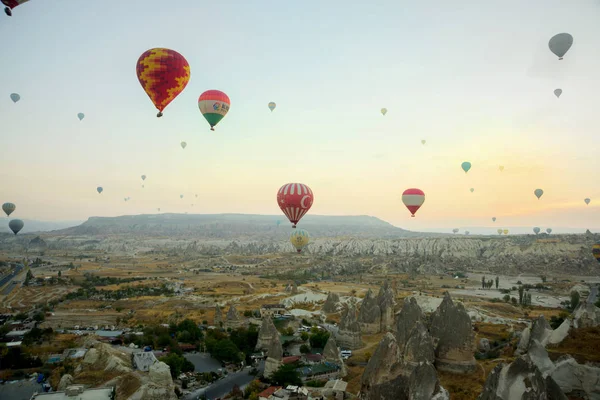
[341,350,352,359]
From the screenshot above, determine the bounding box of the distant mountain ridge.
[55,213,438,239]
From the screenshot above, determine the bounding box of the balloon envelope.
[421,140,426,145]
[546,228,552,234]
[198,90,230,130]
[452,228,459,233]
[136,48,190,117]
[492,217,496,222]
[181,142,187,149]
[549,33,573,60]
[461,162,472,173]
[290,229,310,252]
[10,93,20,103]
[534,189,544,199]
[141,175,146,181]
[77,113,85,121]
[97,187,103,194]
[9,219,23,235]
[2,203,15,217]
[499,166,504,172]
[402,188,425,217]
[180,195,183,199]
[497,229,503,234]
[381,108,387,116]
[585,198,591,205]
[268,102,276,111]
[533,227,541,234]
[503,229,509,235]
[470,188,474,193]
[277,183,314,228]
[465,231,470,235]
[554,89,562,98]
[593,241,600,264]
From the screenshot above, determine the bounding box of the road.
[588,285,599,304]
[0,264,24,296]
[183,361,264,400]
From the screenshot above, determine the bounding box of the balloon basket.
[411,215,415,218]
[157,112,163,118]
[292,225,296,228]
[4,7,11,16]
[210,127,215,131]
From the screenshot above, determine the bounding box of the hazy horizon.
[1,1,600,232]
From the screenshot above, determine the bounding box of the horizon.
[1,1,600,231]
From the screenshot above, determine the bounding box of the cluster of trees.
[62,283,173,302]
[81,272,145,288]
[481,276,499,290]
[205,325,258,363]
[0,347,43,370]
[159,353,195,378]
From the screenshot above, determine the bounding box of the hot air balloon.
[549,33,573,60]
[452,228,459,234]
[533,227,541,235]
[497,229,503,235]
[499,166,504,172]
[157,208,161,212]
[470,188,475,193]
[421,140,426,145]
[97,187,103,194]
[554,89,562,98]
[8,219,23,235]
[2,203,15,217]
[593,241,600,264]
[198,90,230,131]
[127,197,130,201]
[381,108,387,116]
[461,162,472,173]
[10,93,20,103]
[124,198,128,202]
[181,142,187,149]
[585,198,591,205]
[195,194,198,198]
[136,48,190,117]
[180,194,184,199]
[77,113,85,121]
[546,228,552,234]
[276,220,281,227]
[141,175,146,181]
[465,231,470,236]
[268,102,276,112]
[503,229,509,235]
[492,217,496,222]
[290,229,310,253]
[2,0,29,16]
[534,189,544,200]
[277,183,314,228]
[402,188,425,217]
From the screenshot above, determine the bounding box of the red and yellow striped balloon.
[136,48,190,117]
[402,188,425,217]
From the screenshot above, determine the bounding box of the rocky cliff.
[322,292,342,313]
[264,334,283,378]
[358,289,381,334]
[337,303,363,350]
[256,317,279,351]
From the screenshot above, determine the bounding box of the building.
[258,386,281,400]
[295,362,342,382]
[260,304,287,317]
[30,386,114,399]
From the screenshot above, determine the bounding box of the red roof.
[282,355,301,364]
[303,353,323,362]
[258,386,281,398]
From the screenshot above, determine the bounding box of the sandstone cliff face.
[225,304,244,330]
[337,303,362,350]
[377,281,396,332]
[256,317,278,351]
[358,289,381,334]
[132,361,178,400]
[395,297,424,347]
[322,292,342,313]
[429,292,476,373]
[264,333,283,378]
[573,301,600,328]
[323,335,347,377]
[214,305,223,327]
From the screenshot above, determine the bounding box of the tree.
[300,344,311,354]
[160,353,194,378]
[511,297,517,305]
[58,270,62,277]
[481,276,486,290]
[518,286,524,304]
[541,275,547,283]
[570,291,580,311]
[503,294,510,303]
[300,332,309,341]
[270,364,303,387]
[495,276,499,289]
[309,330,330,349]
[230,384,243,399]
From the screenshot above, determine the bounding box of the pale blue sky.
[1,0,599,233]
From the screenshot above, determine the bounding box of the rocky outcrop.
[429,292,476,373]
[214,305,223,327]
[403,321,435,367]
[517,315,569,354]
[29,236,47,249]
[57,374,74,391]
[322,292,341,313]
[478,355,567,400]
[81,342,131,373]
[291,282,299,295]
[131,361,177,400]
[337,303,362,350]
[395,297,424,347]
[358,289,381,334]
[377,281,396,332]
[573,301,600,328]
[323,335,347,377]
[256,317,278,351]
[264,333,283,378]
[225,304,244,330]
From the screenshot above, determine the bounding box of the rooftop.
[31,386,113,399]
[261,304,286,309]
[258,386,281,398]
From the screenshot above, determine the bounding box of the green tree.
[159,353,194,378]
[309,330,330,349]
[541,275,547,283]
[270,364,303,387]
[495,276,499,289]
[518,286,524,304]
[481,275,486,290]
[300,344,311,354]
[300,332,309,341]
[58,270,62,277]
[511,297,517,305]
[570,291,580,311]
[33,312,45,323]
[503,294,510,303]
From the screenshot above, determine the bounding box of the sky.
[0,0,599,233]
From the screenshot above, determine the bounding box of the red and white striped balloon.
[402,188,425,217]
[277,183,314,228]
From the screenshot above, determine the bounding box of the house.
[6,329,30,339]
[62,348,88,360]
[282,356,301,365]
[260,304,287,317]
[258,386,281,400]
[132,351,158,372]
[30,386,114,399]
[301,353,322,364]
[296,362,341,382]
[267,386,309,400]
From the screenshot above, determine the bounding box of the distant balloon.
[180,194,184,199]
[8,219,23,235]
[198,90,230,131]
[549,33,573,60]
[593,241,600,264]
[492,217,496,222]
[546,228,552,234]
[534,189,544,200]
[2,0,30,16]
[97,187,103,194]
[2,203,15,217]
[268,102,276,112]
[554,89,562,98]
[181,142,187,149]
[470,188,474,193]
[127,197,130,200]
[381,108,387,116]
[533,227,541,234]
[402,188,425,217]
[124,198,128,202]
[421,140,426,145]
[10,93,20,103]
[157,208,160,212]
[497,229,503,235]
[195,194,198,198]
[503,229,509,235]
[276,220,281,227]
[452,228,459,234]
[290,229,310,253]
[277,183,314,228]
[141,175,146,181]
[499,166,504,172]
[461,162,472,173]
[584,198,591,205]
[77,113,85,121]
[465,231,470,236]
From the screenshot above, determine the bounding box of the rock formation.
[264,333,283,378]
[58,374,74,391]
[377,281,396,332]
[81,342,131,373]
[573,300,600,328]
[358,289,381,334]
[477,355,567,400]
[256,317,278,351]
[132,361,178,400]
[395,297,424,347]
[214,305,223,327]
[429,292,476,373]
[323,335,347,377]
[403,321,435,367]
[322,292,341,313]
[291,281,299,295]
[336,303,363,350]
[517,315,569,354]
[225,304,244,330]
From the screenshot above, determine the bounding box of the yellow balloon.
[290,229,310,253]
[503,229,509,235]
